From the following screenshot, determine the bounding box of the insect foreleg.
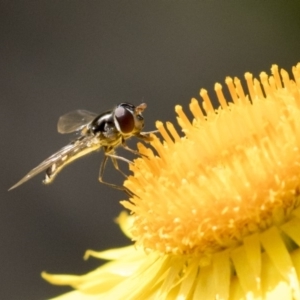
[98,153,133,197]
[135,130,159,143]
[109,155,128,178]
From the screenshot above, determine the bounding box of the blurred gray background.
[1,1,300,299]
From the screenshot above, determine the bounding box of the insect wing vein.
[57,110,98,134]
[9,136,101,190]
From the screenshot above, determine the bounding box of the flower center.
[122,64,300,255]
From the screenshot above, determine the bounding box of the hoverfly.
[9,103,154,193]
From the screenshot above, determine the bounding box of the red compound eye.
[114,104,135,134]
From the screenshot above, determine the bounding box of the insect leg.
[107,153,133,164]
[136,130,159,143]
[121,143,142,156]
[109,155,128,178]
[121,141,149,159]
[98,153,133,197]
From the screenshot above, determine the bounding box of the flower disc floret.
[122,64,300,256]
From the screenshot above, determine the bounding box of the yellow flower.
[43,63,300,299]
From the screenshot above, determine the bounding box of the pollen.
[122,63,300,257]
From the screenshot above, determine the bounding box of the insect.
[9,102,154,193]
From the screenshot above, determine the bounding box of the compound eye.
[114,105,135,134]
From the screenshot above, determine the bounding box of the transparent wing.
[9,136,101,190]
[57,110,98,134]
